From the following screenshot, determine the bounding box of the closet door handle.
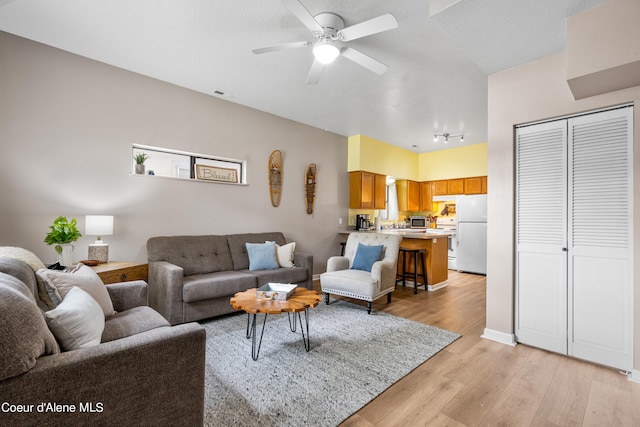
[562,247,567,252]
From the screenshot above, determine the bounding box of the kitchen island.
[338,228,449,290]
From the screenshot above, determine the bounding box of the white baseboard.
[629,369,640,383]
[399,280,448,292]
[313,273,321,281]
[427,281,448,291]
[481,328,517,347]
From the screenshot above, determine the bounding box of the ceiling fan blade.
[306,59,324,85]
[341,47,389,75]
[252,41,311,55]
[338,14,398,41]
[282,0,323,33]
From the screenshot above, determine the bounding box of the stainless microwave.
[409,216,427,229]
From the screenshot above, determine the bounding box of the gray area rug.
[200,300,460,426]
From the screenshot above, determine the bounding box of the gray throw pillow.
[0,273,60,381]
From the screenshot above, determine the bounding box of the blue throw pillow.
[246,242,279,271]
[351,243,384,272]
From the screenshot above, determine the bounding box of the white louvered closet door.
[568,107,633,370]
[515,121,568,354]
[516,106,633,371]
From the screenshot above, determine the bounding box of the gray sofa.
[0,255,206,426]
[147,232,313,325]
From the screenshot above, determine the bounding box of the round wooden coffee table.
[230,287,321,360]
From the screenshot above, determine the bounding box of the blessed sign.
[195,164,238,183]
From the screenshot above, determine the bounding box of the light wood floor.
[314,271,640,426]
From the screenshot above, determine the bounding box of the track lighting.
[433,132,464,144]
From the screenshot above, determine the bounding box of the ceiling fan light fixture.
[313,40,340,64]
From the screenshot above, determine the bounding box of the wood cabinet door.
[420,181,432,211]
[397,180,419,211]
[464,177,483,194]
[349,171,374,208]
[374,173,387,209]
[407,180,420,211]
[360,172,375,208]
[432,180,448,195]
[448,179,464,194]
[396,180,408,211]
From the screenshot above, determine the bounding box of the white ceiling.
[0,0,609,152]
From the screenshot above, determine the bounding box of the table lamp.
[86,215,114,263]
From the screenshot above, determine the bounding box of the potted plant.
[44,216,82,267]
[133,153,149,174]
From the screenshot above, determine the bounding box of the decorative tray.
[256,283,297,300]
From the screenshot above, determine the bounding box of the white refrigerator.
[456,194,487,275]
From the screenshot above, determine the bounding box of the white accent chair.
[320,232,402,314]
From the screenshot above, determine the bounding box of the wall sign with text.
[195,164,238,183]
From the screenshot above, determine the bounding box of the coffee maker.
[355,214,370,231]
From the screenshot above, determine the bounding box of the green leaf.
[44,216,83,245]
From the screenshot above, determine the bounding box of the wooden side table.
[91,261,148,284]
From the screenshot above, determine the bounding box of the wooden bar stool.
[396,247,428,294]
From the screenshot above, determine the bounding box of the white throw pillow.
[0,246,46,271]
[44,286,105,351]
[36,264,116,317]
[268,241,296,268]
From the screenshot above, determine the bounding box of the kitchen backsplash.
[348,201,456,227]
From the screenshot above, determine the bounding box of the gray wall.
[0,31,349,274]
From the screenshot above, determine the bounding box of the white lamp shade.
[85,215,113,237]
[313,41,339,64]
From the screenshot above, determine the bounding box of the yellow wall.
[418,142,488,181]
[348,135,419,180]
[348,136,488,224]
[349,135,488,182]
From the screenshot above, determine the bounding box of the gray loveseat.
[0,254,206,426]
[147,232,313,325]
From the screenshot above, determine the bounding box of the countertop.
[338,226,454,240]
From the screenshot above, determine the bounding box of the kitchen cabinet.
[432,180,448,196]
[397,180,420,211]
[447,178,464,194]
[432,178,463,195]
[374,173,387,209]
[433,176,487,197]
[463,176,488,194]
[349,171,386,209]
[464,177,483,194]
[419,181,432,211]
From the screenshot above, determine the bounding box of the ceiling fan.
[252,0,399,84]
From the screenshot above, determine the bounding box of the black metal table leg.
[246,312,269,361]
[299,308,311,352]
[245,313,252,338]
[246,309,311,360]
[288,312,298,332]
